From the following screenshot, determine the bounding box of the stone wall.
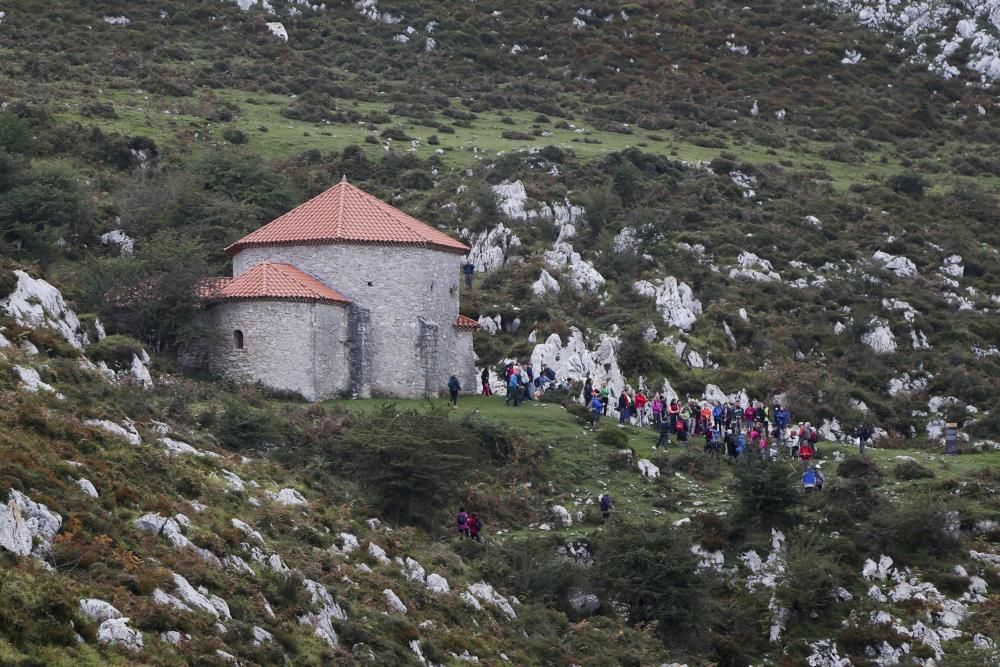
[206,300,349,400]
[233,244,473,398]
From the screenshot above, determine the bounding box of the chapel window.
[233,330,244,350]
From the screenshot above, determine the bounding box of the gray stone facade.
[230,244,476,399]
[199,243,477,400]
[205,300,349,401]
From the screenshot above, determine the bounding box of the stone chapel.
[197,179,479,400]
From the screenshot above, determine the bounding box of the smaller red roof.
[454,315,480,331]
[199,263,350,307]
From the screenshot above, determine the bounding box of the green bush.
[730,463,800,526]
[594,521,706,647]
[595,428,628,448]
[670,450,721,481]
[216,397,289,452]
[893,459,935,480]
[836,456,882,482]
[86,334,144,369]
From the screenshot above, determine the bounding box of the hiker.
[600,493,613,523]
[856,423,872,456]
[447,374,461,408]
[679,401,693,435]
[655,413,671,448]
[582,376,593,405]
[700,403,713,434]
[599,386,610,416]
[590,392,603,430]
[505,369,521,406]
[725,429,738,460]
[651,393,664,432]
[802,466,821,492]
[675,417,688,445]
[523,363,535,401]
[457,508,470,538]
[618,391,629,424]
[667,399,681,432]
[469,512,483,542]
[798,439,815,469]
[463,261,475,288]
[635,390,648,428]
[481,367,492,396]
[706,424,722,458]
[735,431,747,462]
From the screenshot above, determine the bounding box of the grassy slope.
[44,84,1000,194]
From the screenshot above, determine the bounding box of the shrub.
[501,130,534,141]
[775,535,845,620]
[86,334,144,369]
[730,463,800,526]
[887,172,928,197]
[594,521,706,647]
[215,397,289,452]
[222,128,249,144]
[380,128,412,141]
[836,456,882,482]
[894,459,935,480]
[670,450,721,481]
[595,428,628,449]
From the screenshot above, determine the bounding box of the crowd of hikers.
[454,363,879,535]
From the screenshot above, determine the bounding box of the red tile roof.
[225,179,470,256]
[453,315,480,331]
[199,262,350,307]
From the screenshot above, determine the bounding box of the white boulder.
[531,269,561,296]
[637,459,660,478]
[77,479,99,498]
[633,277,702,332]
[84,419,141,445]
[1,270,90,348]
[79,599,122,624]
[383,588,408,614]
[268,488,307,505]
[98,618,143,651]
[466,224,522,273]
[872,251,918,278]
[861,318,896,354]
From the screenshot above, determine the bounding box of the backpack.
[457,512,468,527]
[809,430,818,444]
[736,435,746,452]
[475,517,483,530]
[508,375,519,389]
[803,469,817,488]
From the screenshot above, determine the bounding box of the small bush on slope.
[730,463,800,527]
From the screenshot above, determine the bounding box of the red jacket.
[635,394,647,409]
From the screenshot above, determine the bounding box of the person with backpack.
[675,417,688,445]
[667,399,681,432]
[600,493,613,523]
[856,423,872,456]
[736,431,747,462]
[582,376,593,405]
[481,367,492,396]
[469,512,483,542]
[618,392,629,424]
[457,508,470,538]
[599,386,610,416]
[802,466,820,492]
[447,374,461,408]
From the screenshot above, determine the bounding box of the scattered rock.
[79,599,122,624]
[97,617,144,652]
[383,588,408,614]
[76,479,99,498]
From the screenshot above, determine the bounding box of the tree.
[594,521,706,646]
[82,230,212,353]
